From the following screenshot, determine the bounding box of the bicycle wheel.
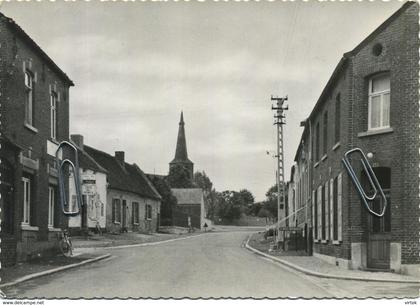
[59,239,72,257]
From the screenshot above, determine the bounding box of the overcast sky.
[1,0,404,201]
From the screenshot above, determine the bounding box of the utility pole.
[271,95,288,247]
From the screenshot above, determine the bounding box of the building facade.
[0,12,74,265]
[171,188,205,229]
[289,2,419,276]
[84,146,162,233]
[68,135,107,234]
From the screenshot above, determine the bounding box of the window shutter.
[112,200,115,222]
[317,185,322,240]
[324,181,329,241]
[337,173,343,241]
[132,203,134,225]
[312,190,315,239]
[329,178,334,241]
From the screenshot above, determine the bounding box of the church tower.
[169,111,194,180]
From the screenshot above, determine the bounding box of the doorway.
[363,167,391,270]
[122,200,127,231]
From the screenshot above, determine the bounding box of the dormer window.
[368,73,390,130]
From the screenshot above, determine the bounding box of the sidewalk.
[72,231,203,249]
[0,251,110,287]
[247,232,420,283]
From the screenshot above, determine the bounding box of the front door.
[122,200,127,230]
[365,167,391,270]
[0,159,15,234]
[367,196,391,269]
[0,158,17,266]
[81,195,88,229]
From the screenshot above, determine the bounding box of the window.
[48,186,55,227]
[335,94,341,144]
[322,112,328,156]
[332,177,338,240]
[101,203,104,217]
[22,177,31,225]
[24,71,34,126]
[112,199,121,223]
[368,73,390,130]
[132,202,139,224]
[330,173,343,242]
[321,185,326,240]
[145,204,152,220]
[50,91,58,140]
[313,189,318,240]
[315,122,320,161]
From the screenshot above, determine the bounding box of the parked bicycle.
[59,228,73,257]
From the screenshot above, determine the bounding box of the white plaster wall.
[68,168,107,229]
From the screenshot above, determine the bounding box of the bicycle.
[59,228,73,257]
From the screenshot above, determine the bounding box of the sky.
[0,0,404,201]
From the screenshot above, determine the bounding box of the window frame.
[24,71,34,127]
[368,73,390,131]
[22,177,31,225]
[145,204,152,220]
[322,111,328,156]
[48,186,55,227]
[315,122,320,161]
[50,91,58,140]
[132,202,140,225]
[112,198,121,224]
[334,94,341,144]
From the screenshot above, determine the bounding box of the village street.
[3,228,418,299]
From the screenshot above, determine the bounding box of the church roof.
[170,111,193,164]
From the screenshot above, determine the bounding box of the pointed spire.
[172,111,191,163]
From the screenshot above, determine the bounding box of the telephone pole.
[271,95,288,246]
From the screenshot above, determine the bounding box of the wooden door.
[122,200,127,229]
[367,189,391,269]
[0,158,14,234]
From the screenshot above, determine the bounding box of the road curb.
[77,232,208,250]
[0,253,111,289]
[245,235,420,284]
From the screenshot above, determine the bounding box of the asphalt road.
[4,229,419,298]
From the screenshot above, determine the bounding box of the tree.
[168,164,194,188]
[263,183,286,220]
[147,175,177,226]
[214,190,253,222]
[193,171,217,220]
[238,189,255,206]
[238,189,255,215]
[257,207,274,224]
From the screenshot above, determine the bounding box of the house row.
[283,1,419,277]
[0,11,161,266]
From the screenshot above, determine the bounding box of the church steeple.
[174,111,188,161]
[170,111,194,178]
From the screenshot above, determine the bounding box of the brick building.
[0,12,74,265]
[289,1,419,276]
[84,146,162,233]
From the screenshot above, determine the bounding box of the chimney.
[71,134,84,150]
[115,151,125,164]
